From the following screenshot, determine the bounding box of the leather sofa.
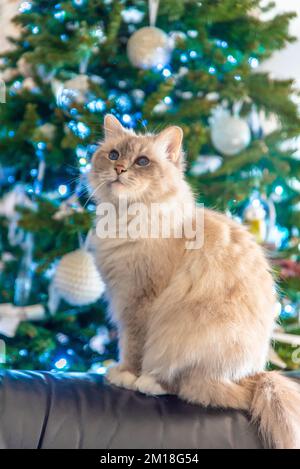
[0,370,298,449]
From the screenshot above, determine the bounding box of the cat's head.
[89,114,185,203]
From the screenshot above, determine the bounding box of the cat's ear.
[155,126,183,164]
[104,114,125,139]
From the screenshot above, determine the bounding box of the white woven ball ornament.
[127,26,173,69]
[211,115,251,156]
[50,249,105,311]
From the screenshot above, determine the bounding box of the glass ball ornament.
[127,26,173,70]
[211,114,251,156]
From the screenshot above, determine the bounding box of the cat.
[89,114,300,449]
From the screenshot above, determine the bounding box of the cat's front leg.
[105,324,143,391]
[106,363,138,391]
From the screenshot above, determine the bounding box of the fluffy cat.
[89,114,300,449]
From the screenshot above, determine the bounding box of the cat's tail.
[179,371,300,448]
[248,371,300,449]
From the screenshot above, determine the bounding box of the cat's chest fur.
[95,237,181,316]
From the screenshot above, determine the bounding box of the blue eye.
[135,156,150,166]
[109,149,119,160]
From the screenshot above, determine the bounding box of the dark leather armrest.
[1,370,299,449]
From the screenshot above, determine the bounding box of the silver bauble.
[211,115,251,156]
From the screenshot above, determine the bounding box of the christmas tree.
[0,0,300,372]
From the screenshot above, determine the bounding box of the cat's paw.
[135,374,167,396]
[106,364,137,391]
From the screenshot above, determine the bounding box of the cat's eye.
[108,149,119,160]
[135,156,150,167]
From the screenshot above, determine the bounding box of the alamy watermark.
[0,339,6,364]
[95,199,204,249]
[0,79,6,103]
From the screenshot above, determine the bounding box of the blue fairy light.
[79,157,87,166]
[80,163,91,174]
[116,94,132,112]
[19,349,28,357]
[227,55,237,64]
[86,98,106,113]
[54,10,66,21]
[163,96,172,105]
[54,357,68,370]
[208,66,216,74]
[19,2,32,13]
[162,68,172,78]
[8,130,15,137]
[155,63,164,71]
[216,39,228,48]
[122,114,131,124]
[189,50,197,59]
[73,0,85,6]
[70,108,79,116]
[37,141,47,150]
[68,120,90,139]
[12,80,22,90]
[76,145,87,158]
[60,34,68,42]
[249,57,259,68]
[275,185,284,196]
[280,304,297,320]
[58,184,68,196]
[187,30,198,38]
[180,53,188,63]
[30,169,38,177]
[8,175,15,183]
[77,122,90,138]
[31,26,39,34]
[234,75,241,81]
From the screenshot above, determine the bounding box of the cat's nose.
[114,164,127,175]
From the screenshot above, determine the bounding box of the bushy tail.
[248,371,300,449]
[179,370,300,448]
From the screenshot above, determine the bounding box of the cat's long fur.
[90,114,300,449]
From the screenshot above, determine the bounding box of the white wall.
[259,0,300,86]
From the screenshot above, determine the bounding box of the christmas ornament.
[210,109,251,156]
[0,303,45,338]
[127,26,173,69]
[190,155,223,176]
[241,193,280,245]
[48,248,105,314]
[127,1,173,70]
[35,123,56,141]
[243,198,268,243]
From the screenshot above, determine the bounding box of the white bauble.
[49,249,105,313]
[127,26,173,69]
[211,115,251,156]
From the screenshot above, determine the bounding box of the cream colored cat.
[90,114,300,449]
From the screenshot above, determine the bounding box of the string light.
[275,185,284,196]
[58,185,68,196]
[86,99,106,112]
[54,10,66,21]
[227,55,237,64]
[249,57,259,68]
[122,114,131,124]
[54,357,68,369]
[162,68,171,78]
[19,2,32,13]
